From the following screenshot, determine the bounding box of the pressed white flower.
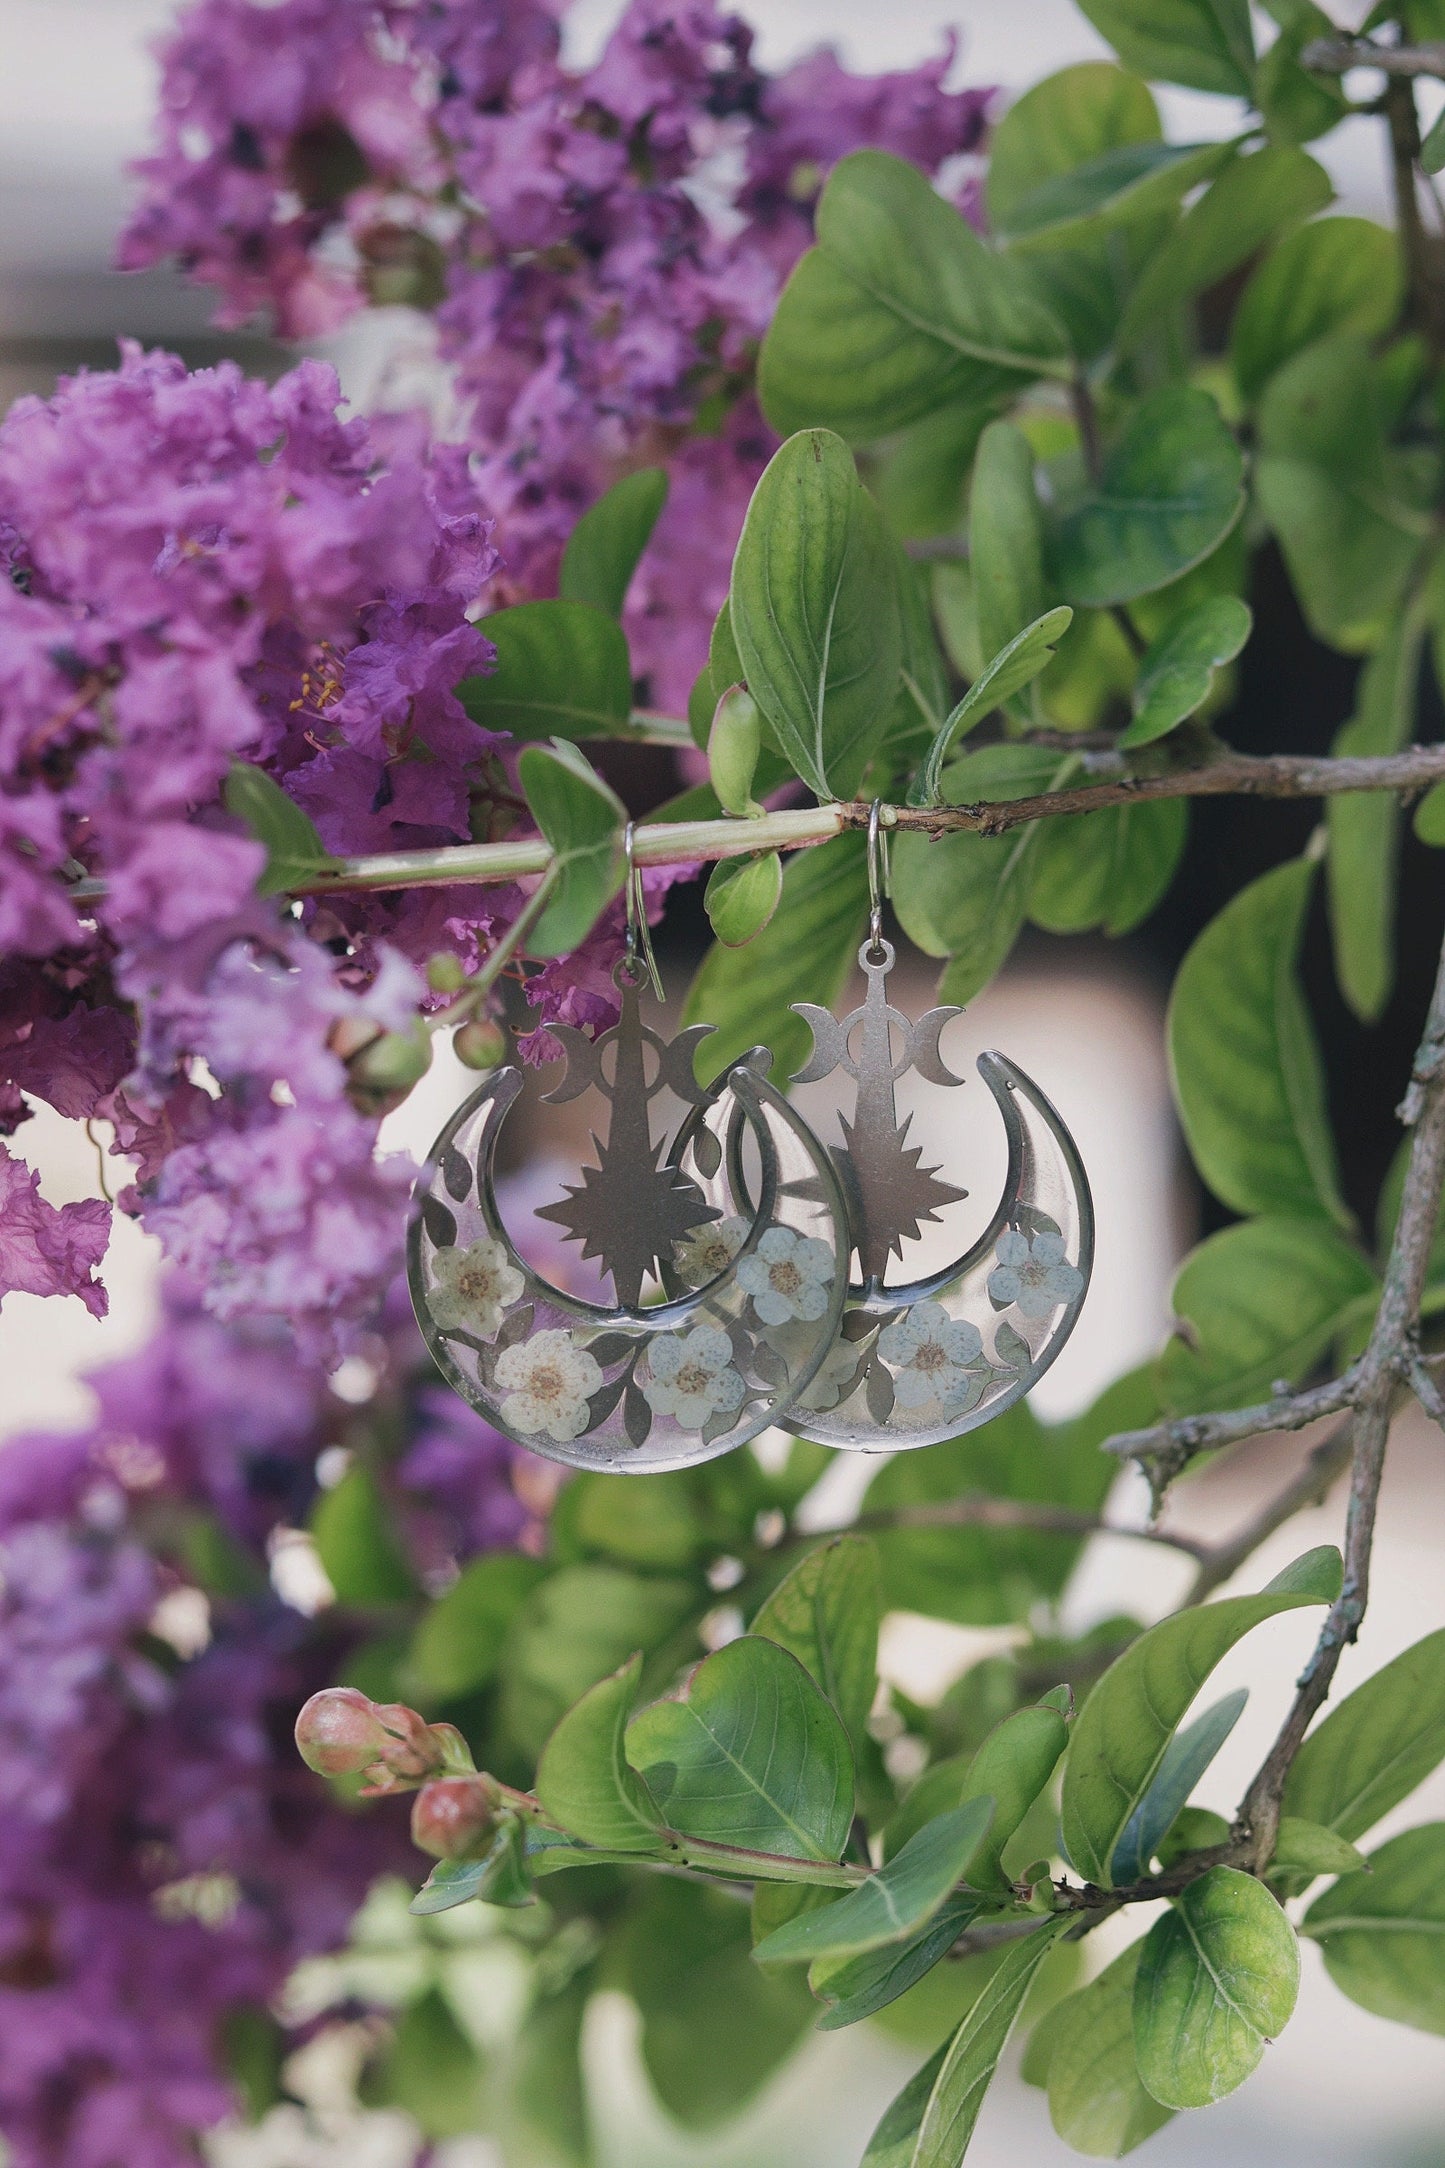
[643,1325,745,1431]
[672,1214,749,1287]
[495,1330,603,1442]
[987,1230,1084,1321]
[428,1237,525,1339]
[736,1225,835,1326]
[877,1300,984,1409]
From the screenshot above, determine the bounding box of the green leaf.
[1027,797,1187,937]
[703,851,783,947]
[759,151,1069,443]
[1134,1868,1300,2107]
[1253,0,1348,144]
[953,1704,1071,1893]
[405,1551,546,1700]
[1232,218,1403,405]
[999,139,1236,254]
[872,402,1003,541]
[970,421,1046,678]
[1423,104,1445,175]
[1157,1805,1231,1871]
[1075,0,1256,95]
[559,467,667,617]
[861,2041,950,2168]
[1414,779,1445,846]
[1168,857,1349,1224]
[1159,1217,1378,1414]
[410,1854,498,1915]
[812,1894,983,2031]
[552,1469,705,1571]
[535,1653,666,1852]
[729,428,901,799]
[626,1635,855,1862]
[1326,615,1424,1021]
[1304,1824,1445,2033]
[1115,145,1332,347]
[624,1879,814,2128]
[506,1979,591,2168]
[498,1565,697,1760]
[1047,1942,1175,2157]
[224,760,333,895]
[912,1919,1073,2166]
[750,1534,881,1754]
[707,683,764,817]
[1282,1627,1445,1844]
[310,1466,417,1606]
[754,1801,995,1970]
[517,739,625,956]
[374,1988,487,2139]
[683,831,867,1085]
[910,611,1074,806]
[1118,595,1252,749]
[1255,337,1431,653]
[892,746,1063,993]
[1111,1689,1247,1883]
[1050,386,1245,608]
[1059,1547,1341,1884]
[1271,1817,1368,1879]
[460,598,633,739]
[984,61,1176,358]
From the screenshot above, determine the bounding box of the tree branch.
[1101,1368,1360,1488]
[1303,35,1445,82]
[1181,1418,1356,1606]
[852,1492,1211,1560]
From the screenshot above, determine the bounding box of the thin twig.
[1408,1353,1445,1431]
[1102,1368,1360,1485]
[1303,35,1445,82]
[1181,1418,1356,1606]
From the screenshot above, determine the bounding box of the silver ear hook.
[866,799,891,957]
[623,820,665,1002]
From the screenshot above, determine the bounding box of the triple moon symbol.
[770,938,1095,1453]
[407,961,851,1472]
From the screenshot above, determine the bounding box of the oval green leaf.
[535,1652,666,1852]
[559,467,668,618]
[1304,1824,1445,2033]
[1075,0,1255,96]
[1050,385,1245,608]
[1326,615,1423,1023]
[729,428,901,799]
[704,851,783,948]
[1282,1627,1445,1845]
[460,598,633,740]
[1047,1941,1175,2157]
[1060,1547,1341,1886]
[1232,217,1404,405]
[749,1533,881,1754]
[753,1798,994,1968]
[912,1918,1073,2167]
[1118,594,1252,749]
[516,738,625,957]
[1110,1688,1247,1884]
[625,1634,855,1863]
[1167,856,1349,1224]
[1135,1868,1299,2109]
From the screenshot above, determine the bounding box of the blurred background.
[4,3,1445,2163]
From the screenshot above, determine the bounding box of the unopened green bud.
[708,683,764,819]
[345,1019,432,1112]
[426,952,468,994]
[454,1018,507,1070]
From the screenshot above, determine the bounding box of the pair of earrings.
[409,812,1093,1471]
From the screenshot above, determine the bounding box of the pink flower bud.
[294,1688,390,1776]
[411,1776,500,1860]
[370,1700,444,1780]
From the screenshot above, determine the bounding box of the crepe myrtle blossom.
[987,1230,1084,1321]
[428,1236,525,1339]
[643,1325,746,1431]
[494,1329,602,1442]
[672,1214,750,1288]
[877,1301,984,1409]
[737,1225,835,1327]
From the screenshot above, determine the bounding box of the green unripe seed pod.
[454,1018,507,1070]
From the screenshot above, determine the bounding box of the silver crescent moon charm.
[776,938,1094,1452]
[408,962,851,1472]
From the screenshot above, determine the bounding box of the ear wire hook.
[866,798,891,956]
[623,820,665,1002]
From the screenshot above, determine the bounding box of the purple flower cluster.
[0,1266,539,2168]
[123,0,991,703]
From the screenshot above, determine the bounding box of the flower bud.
[294,1688,391,1777]
[411,1775,502,1860]
[426,952,468,994]
[454,1018,507,1070]
[345,1020,433,1113]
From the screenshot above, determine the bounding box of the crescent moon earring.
[408,824,852,1471]
[774,803,1094,1451]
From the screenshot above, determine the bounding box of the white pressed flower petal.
[735,1257,771,1297]
[687,1325,732,1371]
[712,1367,745,1412]
[672,1391,714,1430]
[1044,1262,1084,1301]
[752,1288,792,1327]
[791,1283,828,1322]
[942,1320,984,1364]
[988,1267,1022,1304]
[909,1299,949,1337]
[643,1378,675,1414]
[877,1318,922,1365]
[757,1225,795,1263]
[1032,1232,1066,1266]
[795,1235,835,1282]
[567,1347,603,1395]
[649,1335,684,1381]
[892,1369,938,1409]
[500,1389,544,1433]
[1016,1285,1056,1320]
[548,1394,591,1441]
[995,1231,1030,1268]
